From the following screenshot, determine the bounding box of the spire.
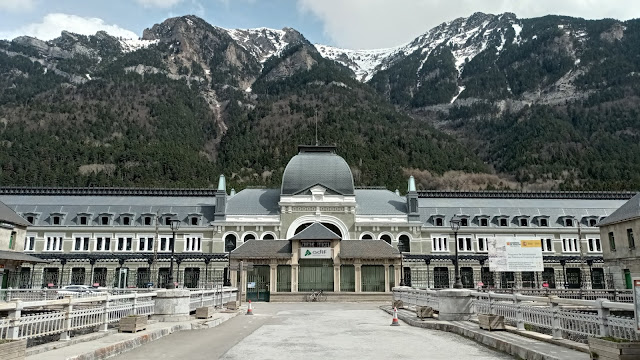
[217,174,226,192]
[408,176,416,193]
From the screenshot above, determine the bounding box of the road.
[114,302,513,360]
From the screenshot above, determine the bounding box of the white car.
[56,285,108,299]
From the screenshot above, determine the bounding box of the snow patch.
[532,35,538,40]
[245,87,252,93]
[119,38,158,53]
[226,27,290,63]
[575,59,581,65]
[450,86,466,104]
[85,73,91,80]
[512,23,522,44]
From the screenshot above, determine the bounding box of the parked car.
[56,285,108,299]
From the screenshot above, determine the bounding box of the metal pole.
[166,230,176,289]
[453,230,462,288]
[399,251,405,286]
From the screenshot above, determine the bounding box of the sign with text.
[300,247,332,259]
[488,238,543,272]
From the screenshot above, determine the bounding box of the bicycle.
[306,289,327,302]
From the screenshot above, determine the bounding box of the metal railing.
[0,292,157,341]
[393,287,639,343]
[189,286,237,312]
[486,288,634,303]
[0,288,157,302]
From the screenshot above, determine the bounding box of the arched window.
[380,234,392,244]
[224,234,237,252]
[262,233,275,240]
[243,233,256,242]
[361,233,373,240]
[398,235,410,253]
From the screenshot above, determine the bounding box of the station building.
[0,145,636,300]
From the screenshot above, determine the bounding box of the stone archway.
[285,215,350,239]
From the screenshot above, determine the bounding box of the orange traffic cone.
[246,300,254,315]
[390,307,400,326]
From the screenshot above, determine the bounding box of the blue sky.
[1,0,640,49]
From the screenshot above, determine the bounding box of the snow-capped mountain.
[225,27,308,63]
[316,12,522,82]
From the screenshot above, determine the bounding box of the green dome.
[281,146,355,195]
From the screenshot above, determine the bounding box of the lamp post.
[224,236,232,287]
[450,215,463,289]
[166,218,180,289]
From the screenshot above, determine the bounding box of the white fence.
[189,287,237,312]
[488,288,634,303]
[393,287,640,343]
[0,288,157,302]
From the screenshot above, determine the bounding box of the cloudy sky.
[1,0,639,49]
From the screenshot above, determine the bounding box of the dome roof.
[281,146,355,195]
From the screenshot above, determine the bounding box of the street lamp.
[223,235,232,287]
[450,215,463,289]
[166,218,180,289]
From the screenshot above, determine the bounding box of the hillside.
[0,15,487,191]
[1,13,639,191]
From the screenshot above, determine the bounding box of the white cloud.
[298,0,640,49]
[136,0,183,8]
[0,0,36,12]
[0,13,139,41]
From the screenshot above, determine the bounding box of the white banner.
[488,238,543,272]
[300,247,332,259]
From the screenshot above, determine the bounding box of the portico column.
[333,265,341,292]
[384,264,390,292]
[230,268,238,287]
[270,264,278,293]
[354,264,362,293]
[240,267,248,302]
[291,264,299,292]
[394,265,401,288]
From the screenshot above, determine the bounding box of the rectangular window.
[190,217,199,226]
[588,238,602,253]
[499,218,508,227]
[565,219,574,227]
[460,218,468,227]
[139,236,154,251]
[540,218,548,227]
[144,216,152,226]
[184,235,202,252]
[477,237,488,252]
[9,232,16,249]
[24,235,36,251]
[80,216,88,225]
[116,236,133,251]
[45,235,63,251]
[609,232,616,251]
[562,238,579,253]
[541,238,553,252]
[435,218,443,227]
[159,236,173,252]
[123,217,130,226]
[519,218,528,227]
[95,236,111,251]
[480,218,488,227]
[627,229,635,249]
[26,216,34,224]
[101,216,109,225]
[589,219,597,227]
[457,237,472,251]
[73,236,90,251]
[52,216,60,225]
[431,237,448,252]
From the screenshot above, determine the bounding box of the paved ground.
[114,303,513,360]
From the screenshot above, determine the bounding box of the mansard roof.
[226,188,280,216]
[281,146,355,196]
[355,189,406,215]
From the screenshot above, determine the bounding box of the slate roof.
[229,240,292,259]
[339,240,401,259]
[289,222,341,240]
[597,193,640,227]
[0,250,48,263]
[355,189,406,215]
[0,199,30,227]
[281,149,355,195]
[418,197,627,228]
[0,194,216,227]
[226,189,280,215]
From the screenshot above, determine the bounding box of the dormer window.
[27,216,35,224]
[478,217,489,227]
[143,216,152,226]
[589,219,597,227]
[190,217,199,226]
[52,216,61,225]
[80,216,88,225]
[460,218,468,226]
[122,217,131,226]
[540,218,548,227]
[500,218,508,227]
[519,218,528,227]
[564,218,574,227]
[434,217,444,227]
[495,216,509,227]
[101,216,109,225]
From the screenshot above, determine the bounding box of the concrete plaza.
[114,303,513,360]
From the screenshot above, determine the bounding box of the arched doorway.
[398,234,411,252]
